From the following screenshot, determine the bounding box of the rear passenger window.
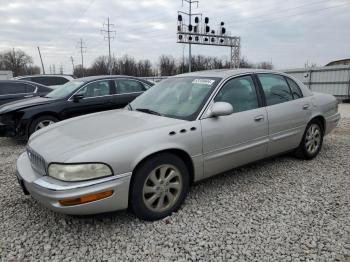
[214,75,259,113]
[77,80,111,98]
[115,80,146,94]
[258,74,293,106]
[0,82,26,94]
[286,77,303,99]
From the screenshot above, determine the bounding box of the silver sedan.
[16,69,340,220]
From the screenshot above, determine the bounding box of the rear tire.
[28,115,58,137]
[294,120,323,160]
[130,153,190,221]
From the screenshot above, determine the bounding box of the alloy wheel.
[305,123,321,155]
[34,120,55,131]
[142,164,183,213]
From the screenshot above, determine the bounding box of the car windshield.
[130,76,221,120]
[45,81,84,99]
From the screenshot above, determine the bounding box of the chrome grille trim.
[26,147,47,176]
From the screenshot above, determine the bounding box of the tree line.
[0,49,40,77]
[0,48,273,78]
[74,54,273,77]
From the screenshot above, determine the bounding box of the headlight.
[48,163,113,182]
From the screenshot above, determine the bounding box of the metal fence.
[284,65,350,99]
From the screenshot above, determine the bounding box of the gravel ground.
[0,120,349,261]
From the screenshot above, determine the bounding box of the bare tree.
[73,65,88,78]
[89,56,109,75]
[0,49,39,76]
[159,55,177,76]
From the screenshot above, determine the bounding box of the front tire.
[28,115,58,137]
[295,120,324,160]
[130,153,190,221]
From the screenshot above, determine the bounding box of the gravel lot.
[0,117,349,261]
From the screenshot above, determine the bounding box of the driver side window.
[77,80,111,98]
[214,75,259,113]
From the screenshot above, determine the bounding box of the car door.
[0,82,28,105]
[112,79,146,107]
[62,79,115,119]
[256,73,312,156]
[200,75,269,179]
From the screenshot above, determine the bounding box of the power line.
[229,1,350,27]
[48,0,96,43]
[223,0,339,24]
[70,56,75,72]
[37,46,45,74]
[101,17,116,75]
[76,39,87,76]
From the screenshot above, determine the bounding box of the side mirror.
[210,102,233,117]
[72,94,84,103]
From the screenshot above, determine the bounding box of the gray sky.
[0,0,349,74]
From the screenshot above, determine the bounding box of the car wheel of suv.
[29,115,58,137]
[130,153,190,221]
[295,120,324,160]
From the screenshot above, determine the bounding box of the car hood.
[28,109,186,162]
[0,96,56,114]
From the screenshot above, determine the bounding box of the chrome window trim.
[67,78,146,101]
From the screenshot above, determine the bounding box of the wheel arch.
[309,114,325,133]
[130,148,195,188]
[26,111,61,137]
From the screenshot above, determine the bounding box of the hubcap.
[35,120,55,131]
[142,164,183,213]
[305,124,321,154]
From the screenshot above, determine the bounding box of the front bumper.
[0,122,17,137]
[16,152,132,215]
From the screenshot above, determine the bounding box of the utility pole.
[178,0,200,72]
[37,46,45,74]
[101,17,116,75]
[70,56,75,73]
[77,39,87,77]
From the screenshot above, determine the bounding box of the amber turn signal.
[59,190,113,206]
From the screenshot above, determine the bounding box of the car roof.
[75,75,153,84]
[14,74,75,79]
[0,79,47,86]
[172,68,287,79]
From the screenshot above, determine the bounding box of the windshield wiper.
[135,108,162,116]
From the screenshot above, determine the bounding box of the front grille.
[27,147,47,176]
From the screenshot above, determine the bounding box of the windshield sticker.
[192,79,215,85]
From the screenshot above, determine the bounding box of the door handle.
[24,95,34,98]
[303,104,310,110]
[254,115,264,121]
